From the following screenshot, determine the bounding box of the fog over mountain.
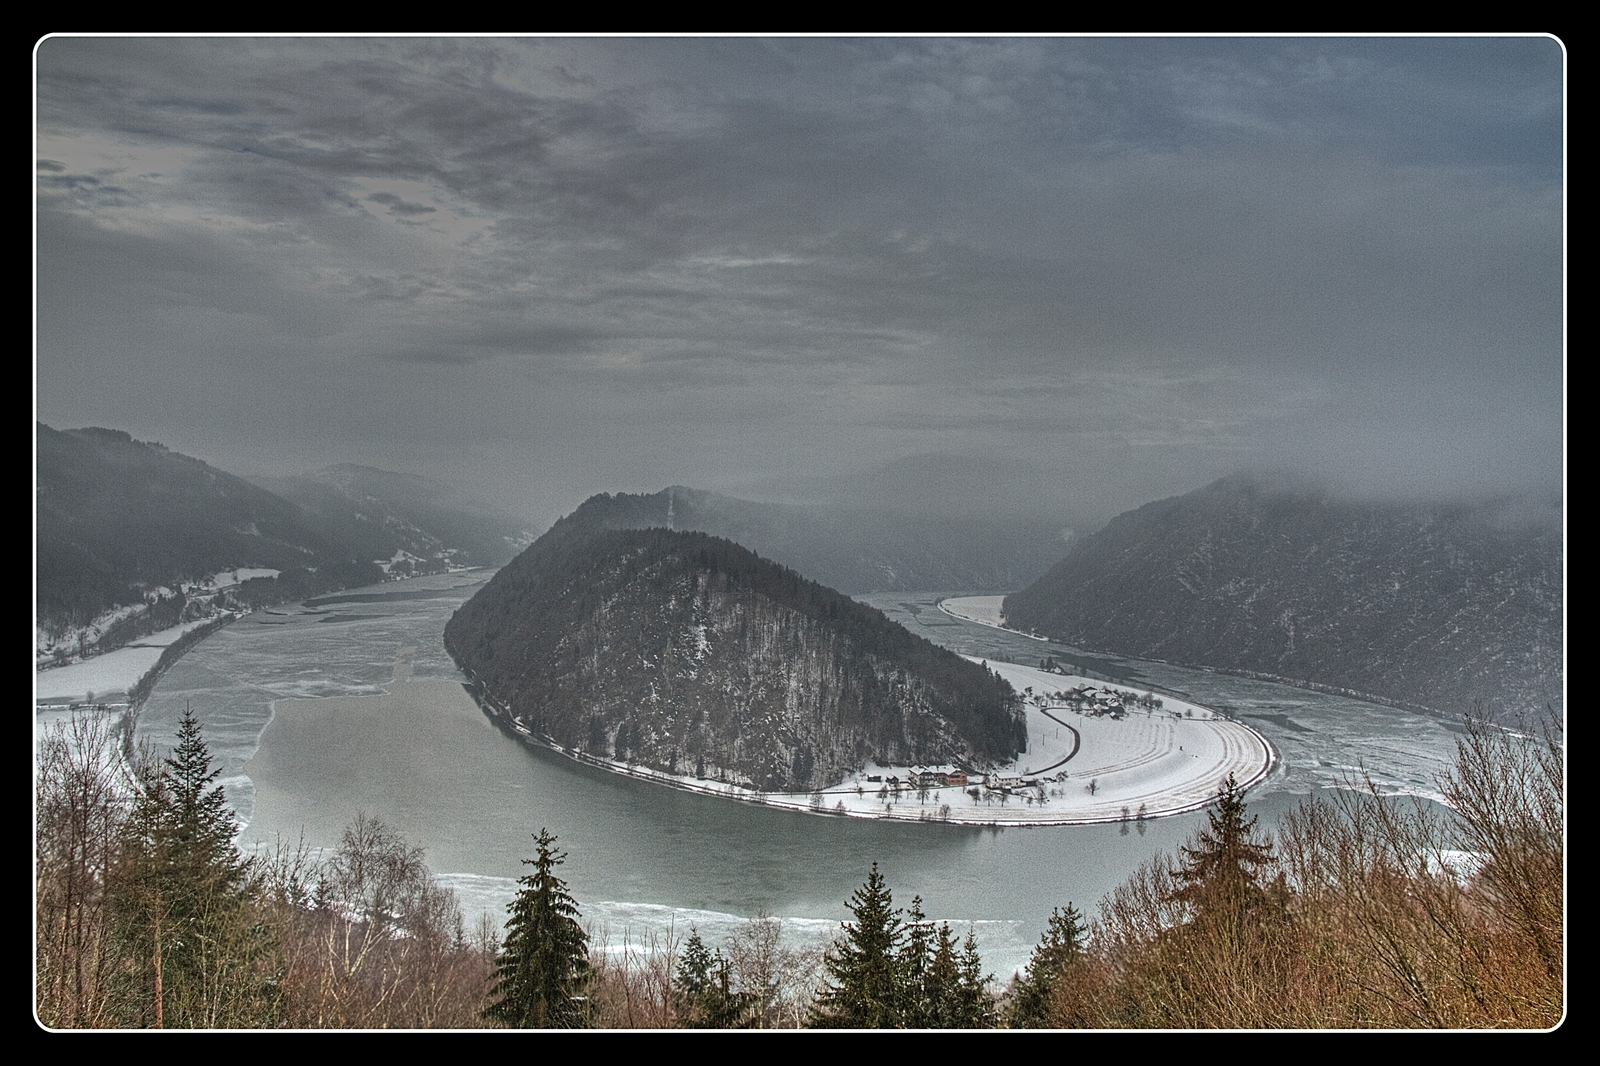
[1003,475,1563,720]
[34,37,1562,535]
[35,423,528,656]
[554,481,1074,594]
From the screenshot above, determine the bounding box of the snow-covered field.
[196,567,282,590]
[969,659,1274,822]
[34,619,215,703]
[36,569,276,666]
[938,595,1015,632]
[509,656,1273,827]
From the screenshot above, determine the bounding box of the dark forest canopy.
[445,523,1026,792]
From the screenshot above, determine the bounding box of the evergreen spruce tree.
[1172,774,1278,920]
[676,928,715,1000]
[483,829,591,1028]
[1160,774,1290,1024]
[113,707,274,1027]
[956,927,995,1028]
[898,896,933,1026]
[1005,904,1086,1027]
[922,922,963,1027]
[808,864,905,1028]
[674,927,751,1028]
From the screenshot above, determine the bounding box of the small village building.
[909,764,967,788]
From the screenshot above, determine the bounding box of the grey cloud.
[386,323,614,364]
[35,37,1564,520]
[365,191,436,215]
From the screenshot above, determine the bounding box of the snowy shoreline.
[35,617,224,704]
[936,594,1046,640]
[461,660,1275,828]
[63,591,1274,831]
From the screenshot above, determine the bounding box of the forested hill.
[36,424,378,631]
[35,424,529,658]
[546,486,1071,594]
[1002,475,1564,720]
[443,525,1026,792]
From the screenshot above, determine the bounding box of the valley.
[109,571,1466,980]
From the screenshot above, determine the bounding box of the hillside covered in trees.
[35,424,529,661]
[1003,475,1563,720]
[444,523,1026,792]
[247,463,529,579]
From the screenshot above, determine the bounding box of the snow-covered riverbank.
[34,618,219,704]
[470,654,1273,827]
[937,594,1039,638]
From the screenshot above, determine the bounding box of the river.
[133,570,1467,978]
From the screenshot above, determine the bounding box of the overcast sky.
[35,36,1564,529]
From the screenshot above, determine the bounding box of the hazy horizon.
[35,36,1565,532]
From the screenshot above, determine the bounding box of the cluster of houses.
[867,765,1066,794]
[1068,687,1129,718]
[867,764,970,789]
[1027,683,1166,719]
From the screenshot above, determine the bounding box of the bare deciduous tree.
[36,709,130,1028]
[283,813,489,1028]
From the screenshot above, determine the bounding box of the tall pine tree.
[113,706,274,1027]
[483,829,591,1028]
[1172,773,1279,921]
[674,927,752,1028]
[955,927,994,1028]
[1005,903,1086,1027]
[898,896,933,1025]
[921,922,962,1027]
[808,864,905,1028]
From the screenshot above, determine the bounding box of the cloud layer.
[35,36,1564,527]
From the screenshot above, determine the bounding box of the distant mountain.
[739,452,1058,518]
[444,523,1026,791]
[549,485,1071,595]
[35,424,528,661]
[248,464,530,578]
[1002,475,1563,720]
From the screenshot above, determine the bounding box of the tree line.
[37,707,1562,1029]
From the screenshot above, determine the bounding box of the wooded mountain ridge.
[1003,475,1563,720]
[35,423,530,654]
[444,521,1027,792]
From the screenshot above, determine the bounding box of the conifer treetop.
[483,828,591,1029]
